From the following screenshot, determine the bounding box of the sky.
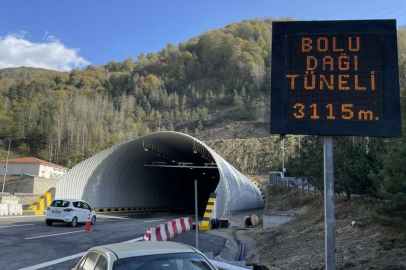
[1,0,406,71]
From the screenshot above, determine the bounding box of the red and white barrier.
[143,217,193,242]
[167,221,175,238]
[175,218,182,234]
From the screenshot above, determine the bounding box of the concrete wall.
[0,163,40,177]
[4,175,58,194]
[4,177,34,194]
[33,177,58,194]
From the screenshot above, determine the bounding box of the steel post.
[324,137,335,270]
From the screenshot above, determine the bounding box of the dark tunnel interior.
[143,166,220,214]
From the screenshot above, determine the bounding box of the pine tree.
[233,89,243,107]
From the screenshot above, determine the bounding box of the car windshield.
[50,200,70,208]
[113,252,214,270]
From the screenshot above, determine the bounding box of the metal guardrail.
[268,172,320,195]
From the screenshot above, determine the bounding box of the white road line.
[18,252,86,270]
[0,224,35,229]
[0,215,44,219]
[19,237,143,269]
[97,214,130,220]
[155,212,170,215]
[25,230,84,240]
[123,237,143,242]
[144,219,165,223]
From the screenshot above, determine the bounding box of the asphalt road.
[0,210,195,270]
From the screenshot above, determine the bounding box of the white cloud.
[0,33,90,72]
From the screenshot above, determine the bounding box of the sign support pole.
[195,180,199,249]
[324,137,335,269]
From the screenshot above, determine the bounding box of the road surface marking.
[19,237,143,269]
[25,230,84,240]
[0,224,35,229]
[155,212,170,215]
[123,237,143,242]
[144,219,165,223]
[0,215,44,219]
[97,214,130,220]
[18,252,86,270]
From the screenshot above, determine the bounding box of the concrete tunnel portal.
[54,132,264,218]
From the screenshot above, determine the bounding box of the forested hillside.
[0,18,282,167]
[0,18,405,175]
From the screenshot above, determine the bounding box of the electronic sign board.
[270,20,401,137]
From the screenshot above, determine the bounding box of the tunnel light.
[144,147,149,152]
[171,159,176,163]
[193,149,198,154]
[212,177,215,179]
[202,173,206,175]
[190,168,193,170]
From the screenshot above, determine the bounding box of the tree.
[286,136,324,190]
[250,62,265,91]
[233,90,243,107]
[334,138,370,199]
[369,138,406,219]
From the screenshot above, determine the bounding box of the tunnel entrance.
[54,132,264,218]
[75,132,221,213]
[141,134,220,214]
[143,165,220,214]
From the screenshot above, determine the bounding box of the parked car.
[72,241,217,270]
[45,199,96,227]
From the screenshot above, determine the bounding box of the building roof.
[0,157,68,170]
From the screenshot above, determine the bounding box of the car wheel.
[91,216,96,225]
[46,220,53,226]
[70,217,78,227]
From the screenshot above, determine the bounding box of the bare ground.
[242,189,406,270]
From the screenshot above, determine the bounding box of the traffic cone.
[143,227,151,241]
[85,213,92,233]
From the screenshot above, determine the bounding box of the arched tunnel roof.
[55,132,264,218]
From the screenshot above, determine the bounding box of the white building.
[0,157,68,180]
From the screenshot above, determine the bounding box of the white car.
[45,199,96,227]
[72,241,217,270]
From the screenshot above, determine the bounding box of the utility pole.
[1,137,25,197]
[194,180,199,249]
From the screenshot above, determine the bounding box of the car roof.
[90,242,197,259]
[53,199,86,203]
